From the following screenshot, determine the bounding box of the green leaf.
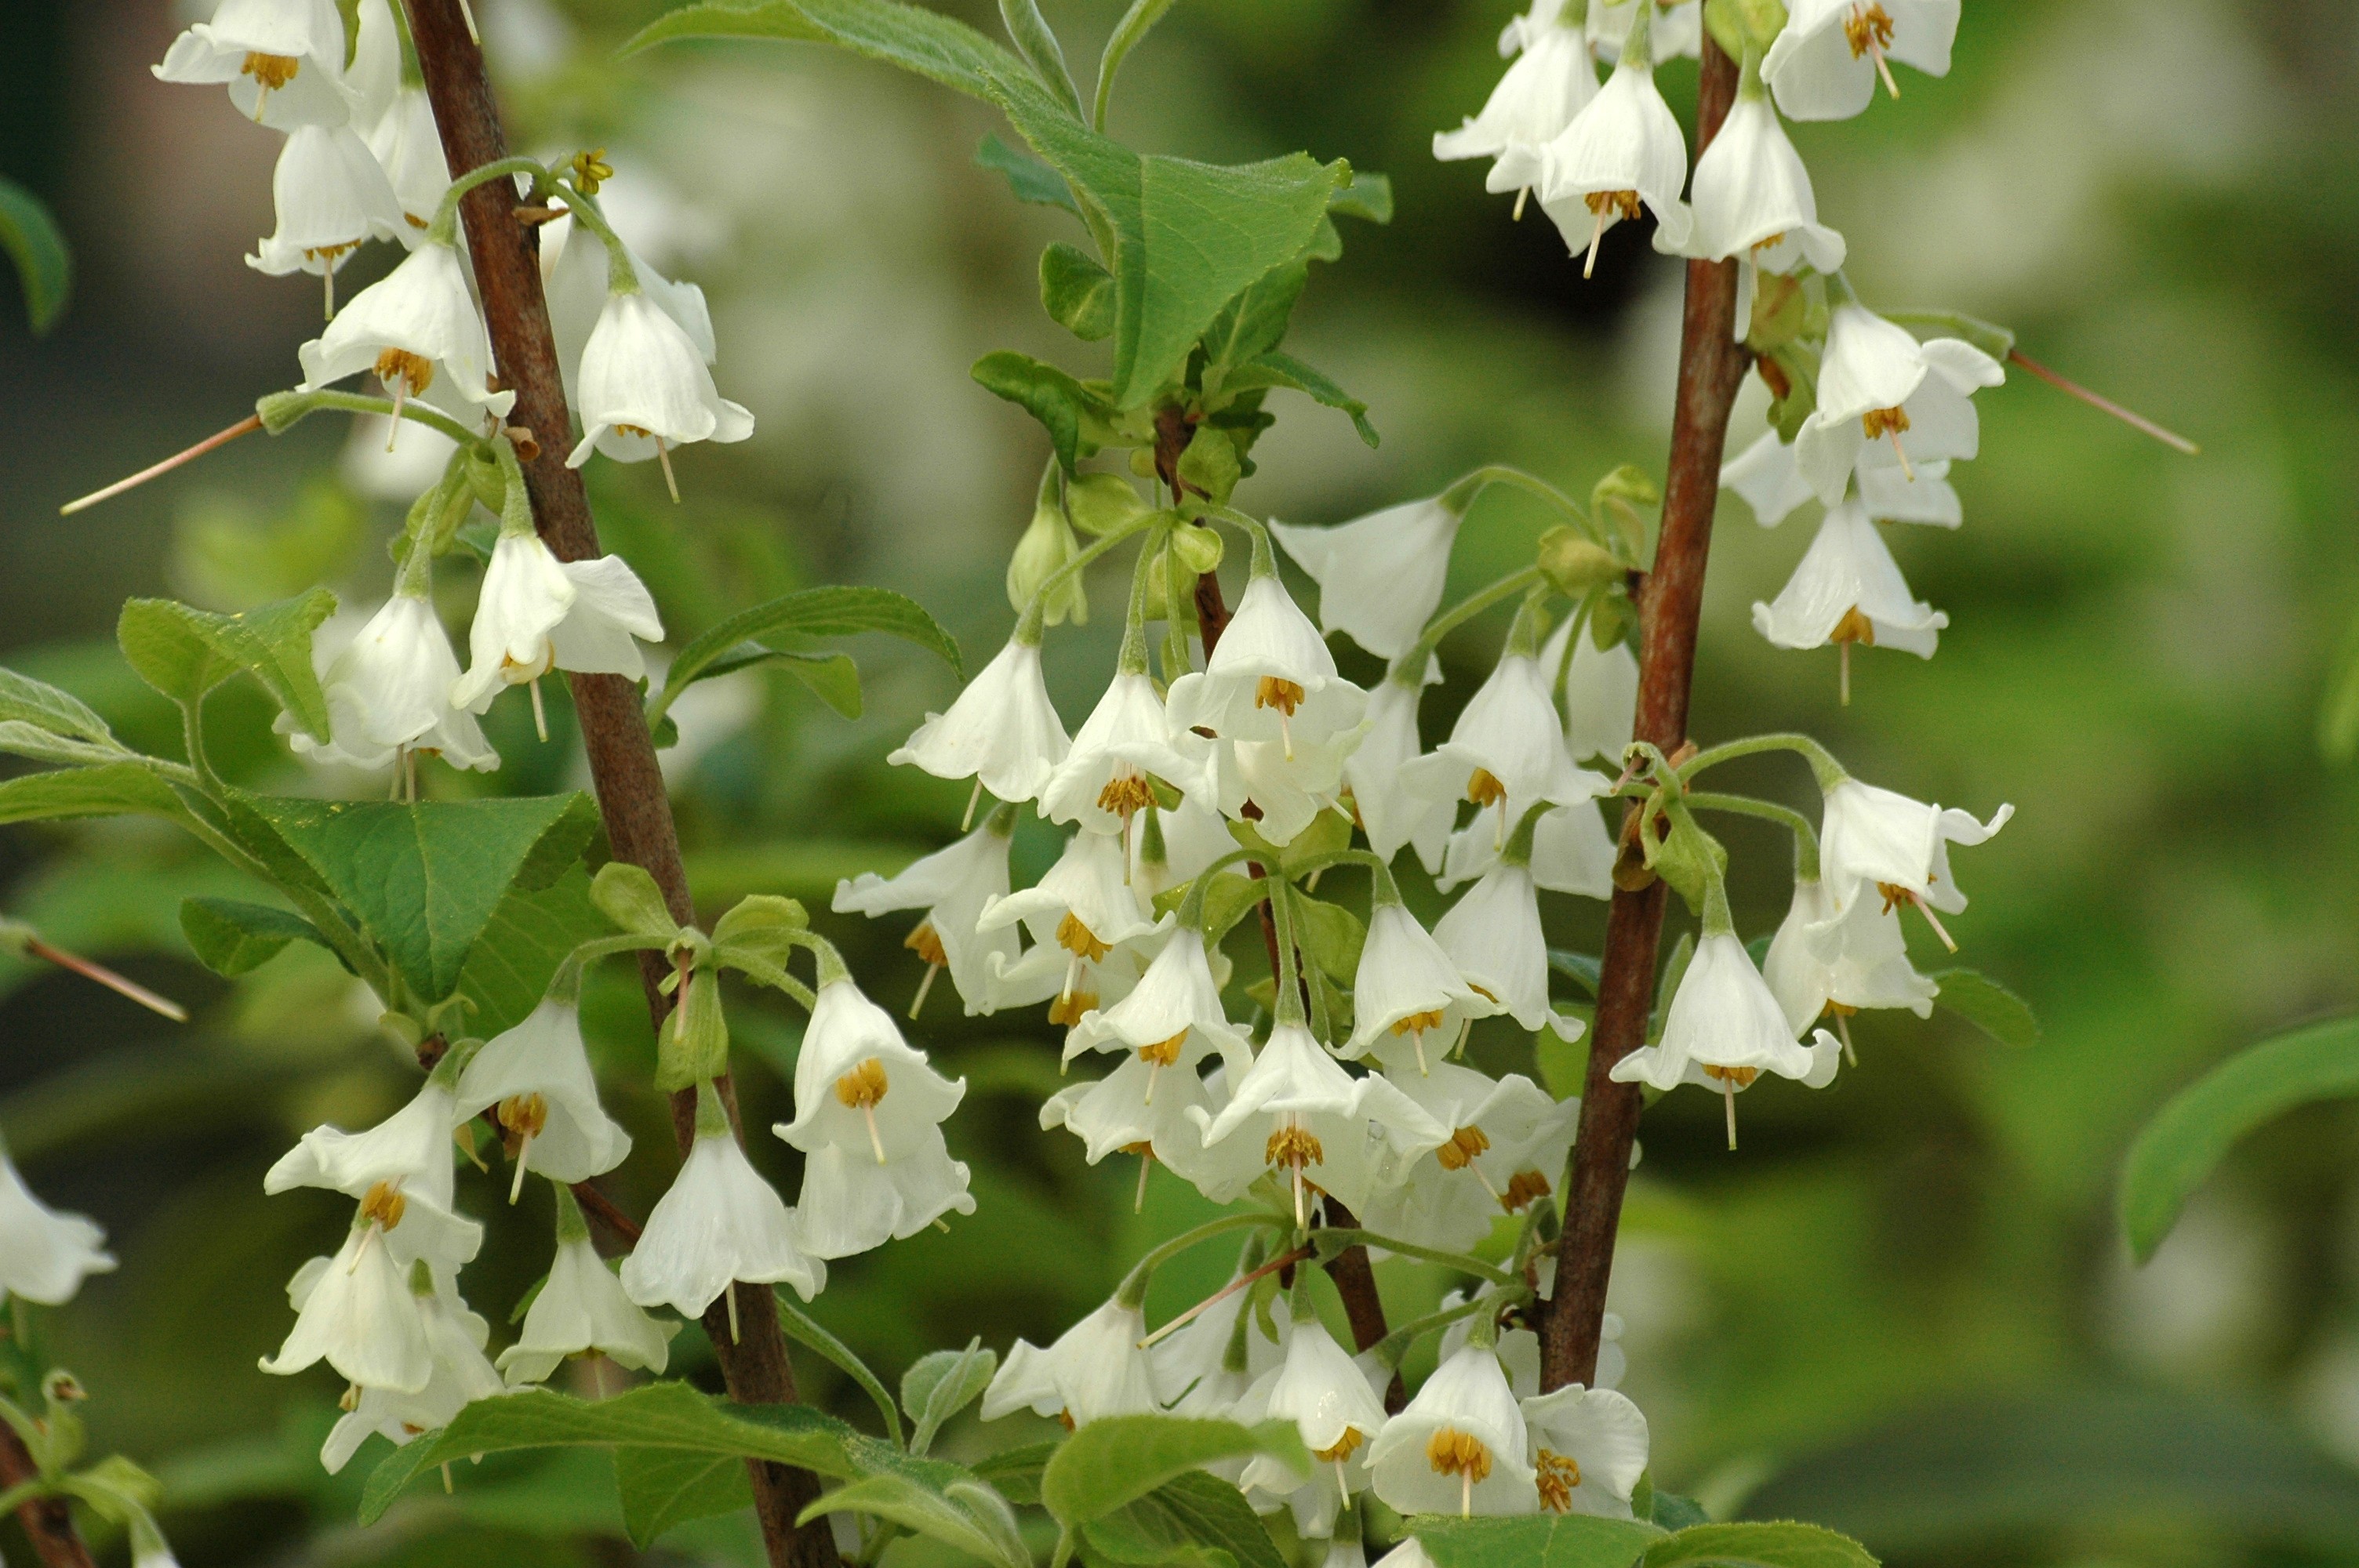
[978,131,1080,216]
[1040,1416,1307,1528]
[246,793,599,1005]
[1216,350,1377,447]
[998,0,1080,118]
[804,1470,1030,1568]
[1648,1491,1712,1532]
[1091,0,1178,131]
[973,350,1110,473]
[1084,1469,1286,1568]
[1292,896,1364,984]
[1328,171,1394,224]
[456,866,612,1038]
[711,895,811,976]
[1644,1523,1876,1568]
[0,176,71,333]
[358,1383,863,1526]
[772,1293,904,1447]
[972,1441,1056,1508]
[1042,242,1117,341]
[1549,950,1603,997]
[2321,597,2359,760]
[652,585,960,726]
[613,1447,752,1549]
[2119,1013,2359,1261]
[626,0,1030,100]
[592,862,680,939]
[903,1338,997,1457]
[0,764,189,827]
[1928,967,2040,1049]
[1202,264,1307,380]
[0,666,116,746]
[1414,1512,1667,1568]
[776,650,863,719]
[116,590,338,742]
[1882,308,2016,362]
[179,897,329,978]
[0,721,134,769]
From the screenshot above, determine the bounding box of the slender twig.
[398,5,834,1565]
[1136,1243,1311,1349]
[20,938,187,1024]
[2009,348,2199,456]
[1539,35,1753,1396]
[0,1422,93,1568]
[58,415,260,516]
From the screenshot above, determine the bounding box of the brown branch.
[399,6,834,1564]
[0,1423,93,1568]
[1538,36,1753,1393]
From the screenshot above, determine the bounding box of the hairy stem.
[399,5,835,1563]
[1539,34,1753,1394]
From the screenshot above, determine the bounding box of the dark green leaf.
[116,590,338,742]
[1648,1492,1712,1532]
[1085,1470,1286,1568]
[1040,1416,1307,1528]
[626,0,1030,100]
[0,666,115,746]
[973,350,1110,473]
[655,586,960,724]
[978,132,1080,215]
[1549,950,1602,997]
[1042,242,1117,341]
[0,176,71,333]
[613,1447,752,1548]
[1217,350,1377,447]
[179,897,328,978]
[775,650,863,719]
[1292,896,1364,983]
[0,764,189,827]
[1643,1523,1877,1568]
[1414,1512,1667,1568]
[998,0,1080,117]
[456,866,612,1038]
[903,1339,998,1456]
[1091,0,1178,131]
[1928,967,2040,1049]
[2120,1013,2359,1261]
[1201,264,1307,377]
[972,1441,1056,1508]
[803,1470,1030,1568]
[772,1292,903,1446]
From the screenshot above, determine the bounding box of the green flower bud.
[1169,521,1223,575]
[1067,471,1153,536]
[1537,525,1623,594]
[1006,493,1089,626]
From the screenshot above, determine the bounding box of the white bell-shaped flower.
[621,1122,826,1316]
[1765,0,1960,122]
[1609,931,1818,1098]
[980,830,1167,1012]
[1434,0,1600,167]
[154,0,354,129]
[1134,787,1237,895]
[452,999,634,1189]
[451,532,665,713]
[266,1078,459,1212]
[1153,1269,1286,1423]
[321,1271,506,1473]
[260,1203,431,1392]
[1495,9,1690,274]
[982,1297,1162,1428]
[567,290,754,472]
[283,590,500,773]
[1818,777,2012,920]
[498,1195,676,1386]
[1207,732,1362,850]
[1270,498,1459,661]
[1763,876,1937,1034]
[1165,575,1368,754]
[1238,1312,1390,1523]
[889,638,1070,806]
[366,89,450,230]
[347,0,398,131]
[1346,676,1452,876]
[1039,1051,1218,1174]
[0,1145,114,1305]
[543,214,720,405]
[1434,859,1577,1036]
[1540,615,1637,768]
[249,123,409,283]
[1793,303,2004,504]
[1404,652,1605,842]
[1525,801,1618,900]
[1066,927,1252,1072]
[298,241,510,422]
[1588,0,1700,61]
[1518,1384,1650,1517]
[1343,902,1501,1066]
[1686,87,1845,274]
[1368,1344,1539,1518]
[1193,1023,1449,1225]
[776,978,973,1258]
[1751,499,1946,658]
[1362,1062,1576,1253]
[834,815,1020,1016]
[1041,671,1209,835]
[1722,430,1817,528]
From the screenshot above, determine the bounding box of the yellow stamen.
[1048,989,1097,1028]
[1314,1428,1365,1465]
[834,1058,890,1109]
[359,1179,406,1232]
[1056,911,1113,963]
[242,51,301,90]
[1536,1449,1583,1513]
[1581,190,1641,278]
[1427,1428,1492,1519]
[1501,1169,1552,1212]
[1466,768,1507,808]
[1265,1123,1325,1171]
[1098,773,1157,821]
[1137,1030,1188,1068]
[1434,1125,1492,1172]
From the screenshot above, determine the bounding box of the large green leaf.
[1085,1469,1286,1568]
[624,0,1029,98]
[978,131,1079,215]
[1216,350,1378,446]
[772,1292,903,1446]
[804,1470,1030,1568]
[0,666,116,746]
[1413,1512,1667,1568]
[1040,1416,1307,1528]
[453,864,611,1038]
[0,176,71,334]
[0,764,189,827]
[2120,1013,2359,1261]
[612,1447,752,1548]
[243,793,598,1006]
[1928,967,2040,1049]
[1642,1523,1877,1568]
[179,897,331,978]
[116,590,337,742]
[649,585,960,727]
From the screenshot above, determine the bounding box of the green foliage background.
[3,0,2357,1563]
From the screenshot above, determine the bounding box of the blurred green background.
[6,0,2359,1563]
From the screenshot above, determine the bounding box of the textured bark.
[400,5,836,1563]
[0,1422,93,1568]
[1539,35,1754,1393]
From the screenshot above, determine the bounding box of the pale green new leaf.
[0,721,133,768]
[625,0,1028,100]
[803,1471,1030,1568]
[1092,0,1178,130]
[1929,967,2041,1048]
[0,176,71,334]
[1041,241,1117,341]
[0,666,116,746]
[1414,1512,1667,1568]
[1643,1522,1878,1568]
[0,764,189,828]
[1216,350,1378,446]
[998,0,1080,117]
[903,1338,997,1456]
[116,590,337,742]
[1039,1415,1308,1527]
[977,131,1078,215]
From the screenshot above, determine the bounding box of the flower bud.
[654,968,729,1092]
[1169,522,1223,575]
[1006,495,1089,626]
[1066,472,1152,537]
[1536,526,1623,594]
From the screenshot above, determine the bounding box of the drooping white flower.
[260,1203,431,1392]
[1493,7,1691,275]
[321,1271,506,1473]
[1518,1384,1649,1517]
[498,1195,676,1386]
[452,999,634,1191]
[1541,615,1638,768]
[1404,652,1606,845]
[1208,732,1363,850]
[1817,777,2012,925]
[249,123,410,286]
[1361,1062,1576,1254]
[154,0,354,129]
[1434,0,1601,168]
[889,638,1070,806]
[1750,499,1946,660]
[1686,85,1845,274]
[980,829,1167,1014]
[566,289,754,474]
[1765,0,1961,122]
[982,1297,1162,1428]
[451,531,666,714]
[1434,860,1579,1037]
[1368,1344,1539,1518]
[365,89,450,231]
[543,214,720,407]
[1609,933,1823,1117]
[834,815,1020,1016]
[1039,1051,1219,1176]
[298,240,513,423]
[1152,1269,1287,1422]
[282,589,500,773]
[1722,430,1817,528]
[347,0,399,136]
[266,1078,459,1212]
[1762,876,1937,1034]
[1237,1314,1390,1528]
[1588,0,1700,62]
[621,1123,826,1317]
[1041,672,1208,836]
[0,1144,114,1305]
[1792,301,2005,504]
[1346,675,1452,876]
[1067,927,1252,1073]
[1343,902,1501,1067]
[1270,498,1459,661]
[776,978,973,1258]
[1527,801,1618,899]
[1165,575,1368,756]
